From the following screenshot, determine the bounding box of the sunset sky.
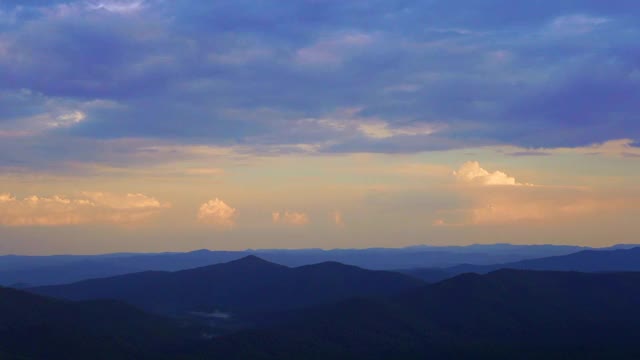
[1,1,639,254]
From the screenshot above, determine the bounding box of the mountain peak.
[227,255,283,267]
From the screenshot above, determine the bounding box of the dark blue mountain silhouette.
[404,247,640,281]
[31,255,424,316]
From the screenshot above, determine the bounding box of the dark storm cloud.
[1,0,639,167]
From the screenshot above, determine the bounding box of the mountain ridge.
[30,256,424,317]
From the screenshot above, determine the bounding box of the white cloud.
[0,110,87,138]
[197,198,237,229]
[87,1,146,14]
[0,192,169,226]
[272,211,310,226]
[49,111,87,128]
[454,161,529,186]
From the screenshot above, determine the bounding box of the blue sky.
[0,1,639,254]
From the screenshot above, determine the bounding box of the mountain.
[402,247,640,282]
[202,270,640,359]
[447,246,640,274]
[0,244,592,286]
[9,263,640,359]
[0,250,244,286]
[0,286,201,360]
[30,256,424,318]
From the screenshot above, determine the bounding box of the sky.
[0,0,639,254]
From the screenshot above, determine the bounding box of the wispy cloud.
[330,210,344,227]
[272,211,310,226]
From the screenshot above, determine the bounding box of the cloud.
[466,189,636,225]
[87,1,147,14]
[555,139,640,158]
[330,210,344,227]
[439,162,638,225]
[197,198,236,229]
[356,121,437,139]
[311,108,440,140]
[497,139,640,158]
[294,32,375,66]
[272,211,309,226]
[0,191,169,226]
[547,14,609,36]
[1,0,639,171]
[454,161,529,186]
[50,111,87,128]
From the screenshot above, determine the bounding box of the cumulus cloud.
[0,192,169,226]
[454,161,529,186]
[272,211,309,226]
[197,198,236,229]
[441,164,637,226]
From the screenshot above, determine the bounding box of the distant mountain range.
[403,247,640,282]
[2,243,624,286]
[31,256,424,318]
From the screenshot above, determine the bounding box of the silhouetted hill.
[1,244,592,286]
[31,256,424,317]
[202,270,640,359]
[447,246,640,275]
[0,286,200,360]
